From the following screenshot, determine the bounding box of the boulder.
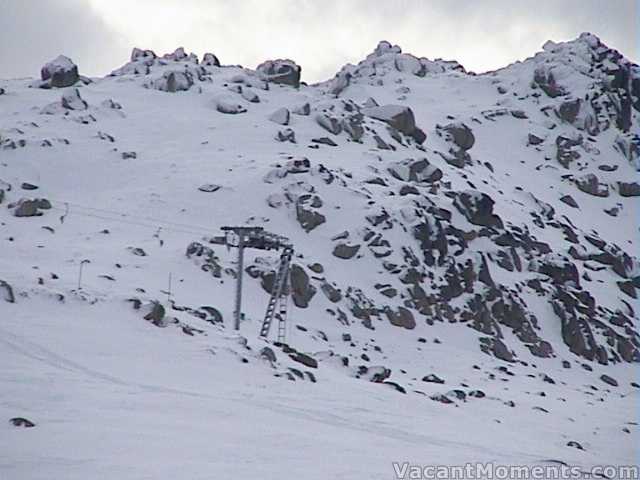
[315,114,342,135]
[40,55,79,88]
[292,103,310,115]
[442,123,475,150]
[559,195,579,208]
[362,105,417,137]
[216,98,247,114]
[388,158,442,183]
[384,306,416,329]
[289,265,316,308]
[61,89,88,110]
[333,243,360,259]
[12,198,51,217]
[275,128,296,143]
[422,374,445,384]
[341,115,364,141]
[453,190,503,229]
[256,59,301,88]
[198,184,221,193]
[153,71,193,92]
[575,174,609,197]
[240,88,260,103]
[268,107,290,126]
[295,195,325,232]
[617,181,640,197]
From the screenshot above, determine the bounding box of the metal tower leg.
[233,234,245,331]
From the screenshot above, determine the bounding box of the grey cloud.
[0,0,126,78]
[0,0,636,83]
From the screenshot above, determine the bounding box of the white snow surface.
[0,34,639,478]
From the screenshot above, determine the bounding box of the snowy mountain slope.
[0,34,639,477]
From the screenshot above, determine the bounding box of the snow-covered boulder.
[442,122,475,151]
[256,59,301,88]
[40,55,79,88]
[61,89,88,110]
[268,107,290,125]
[152,70,194,92]
[388,158,442,183]
[362,104,425,143]
[216,97,247,114]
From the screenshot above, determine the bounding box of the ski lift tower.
[210,226,293,342]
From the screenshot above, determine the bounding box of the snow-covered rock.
[40,55,79,88]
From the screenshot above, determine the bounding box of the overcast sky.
[0,0,637,83]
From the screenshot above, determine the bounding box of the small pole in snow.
[77,259,90,290]
[167,272,172,304]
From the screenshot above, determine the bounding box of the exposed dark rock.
[384,306,416,329]
[260,346,277,363]
[618,181,640,197]
[11,198,51,217]
[566,441,584,451]
[528,133,544,146]
[559,195,579,208]
[442,123,475,150]
[9,417,36,428]
[0,280,15,303]
[296,195,325,232]
[315,114,342,135]
[422,374,445,384]
[575,174,609,197]
[289,351,318,368]
[357,365,391,383]
[275,128,296,143]
[320,281,341,303]
[388,158,442,183]
[312,137,338,146]
[556,134,582,168]
[198,184,221,193]
[333,243,360,259]
[143,302,166,327]
[202,52,220,67]
[41,55,79,88]
[600,374,618,387]
[383,381,407,394]
[453,190,503,229]
[289,265,316,308]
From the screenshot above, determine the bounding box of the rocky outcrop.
[256,59,301,88]
[453,191,503,229]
